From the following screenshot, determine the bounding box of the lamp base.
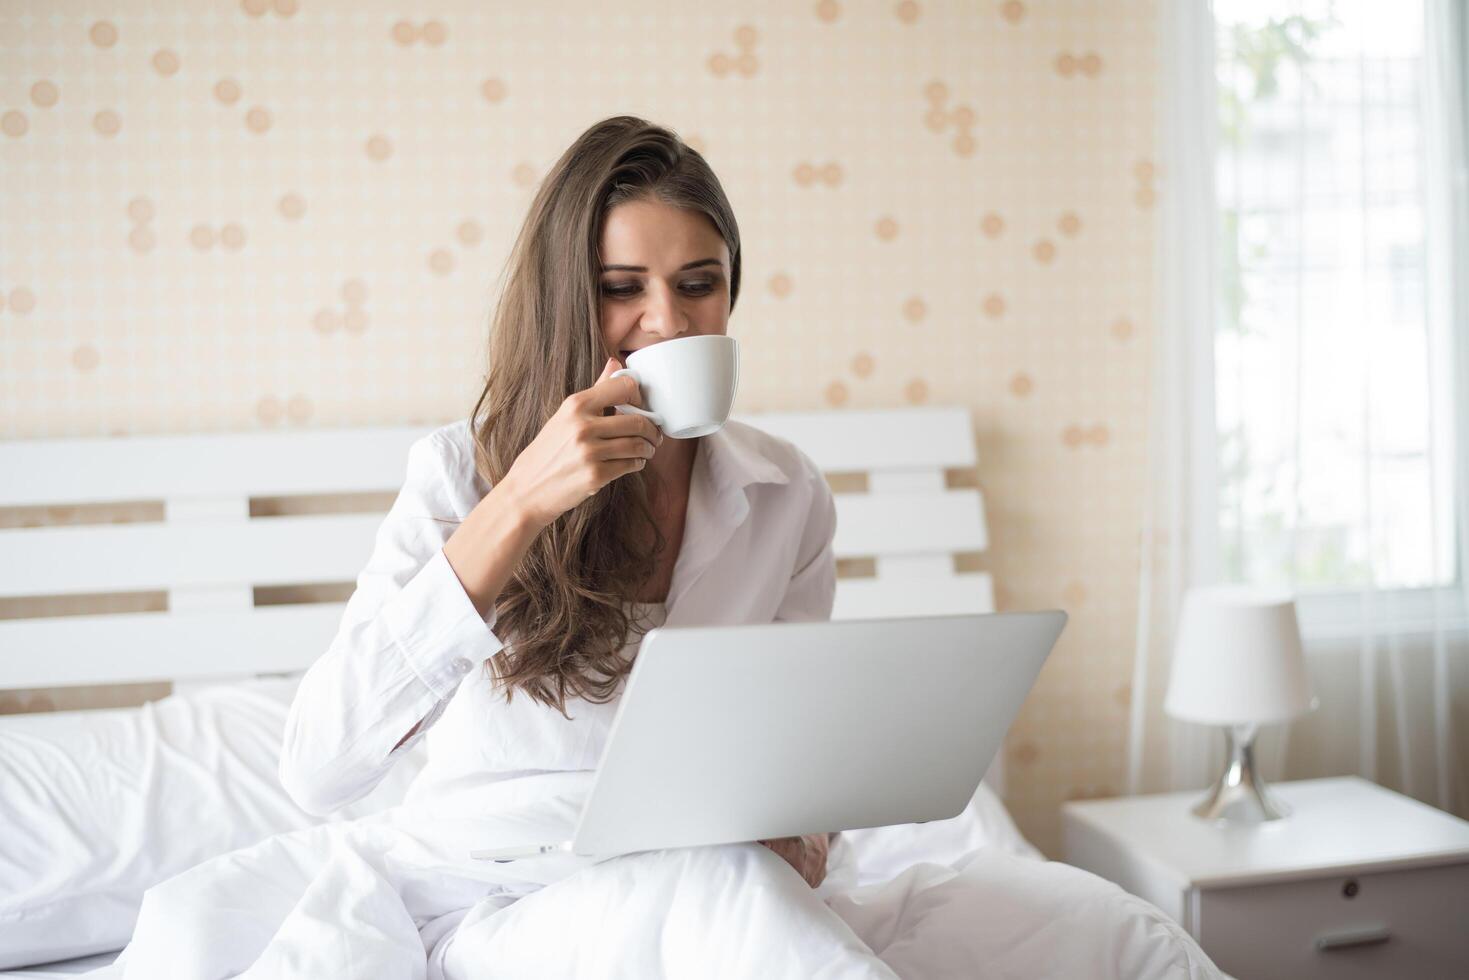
[1192,723,1290,823]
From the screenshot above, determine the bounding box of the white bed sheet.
[67,773,1226,979]
[3,677,1229,979]
[2,676,1063,976]
[0,948,119,978]
[3,779,1043,977]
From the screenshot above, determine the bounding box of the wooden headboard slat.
[0,491,988,599]
[0,409,977,507]
[0,573,995,689]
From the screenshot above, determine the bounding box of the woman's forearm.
[442,478,543,620]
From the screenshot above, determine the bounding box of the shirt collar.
[662,421,789,613]
[700,420,791,492]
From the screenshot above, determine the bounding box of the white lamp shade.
[1164,585,1316,725]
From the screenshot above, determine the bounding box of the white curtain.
[1125,0,1221,797]
[1128,0,1469,816]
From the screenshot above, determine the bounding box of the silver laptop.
[469,610,1066,862]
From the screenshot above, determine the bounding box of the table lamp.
[1164,585,1317,823]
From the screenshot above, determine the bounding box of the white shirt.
[278,418,837,817]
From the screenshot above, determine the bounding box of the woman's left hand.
[757,833,832,889]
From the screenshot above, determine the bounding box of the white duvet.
[86,771,1225,980]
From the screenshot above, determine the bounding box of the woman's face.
[598,198,731,366]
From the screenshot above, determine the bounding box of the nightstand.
[1061,776,1469,980]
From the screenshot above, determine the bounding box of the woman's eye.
[600,281,716,298]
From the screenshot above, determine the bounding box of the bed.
[0,409,1224,978]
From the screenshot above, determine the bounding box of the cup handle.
[609,368,664,427]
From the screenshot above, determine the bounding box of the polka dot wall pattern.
[708,24,760,78]
[0,0,1158,856]
[921,79,977,158]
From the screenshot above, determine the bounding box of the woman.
[110,116,890,980]
[276,114,837,890]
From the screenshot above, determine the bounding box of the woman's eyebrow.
[599,258,722,273]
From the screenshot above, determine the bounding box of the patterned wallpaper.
[0,0,1157,856]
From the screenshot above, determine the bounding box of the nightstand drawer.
[1195,861,1469,980]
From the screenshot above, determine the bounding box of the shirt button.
[451,657,473,674]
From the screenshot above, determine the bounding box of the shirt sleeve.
[278,431,507,817]
[772,453,838,624]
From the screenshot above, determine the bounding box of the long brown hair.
[466,115,742,716]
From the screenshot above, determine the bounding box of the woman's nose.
[640,285,689,338]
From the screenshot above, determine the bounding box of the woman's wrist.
[485,475,548,535]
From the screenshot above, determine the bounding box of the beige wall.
[0,0,1157,856]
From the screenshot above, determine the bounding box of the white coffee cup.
[611,334,740,439]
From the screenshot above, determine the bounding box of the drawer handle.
[1315,925,1391,951]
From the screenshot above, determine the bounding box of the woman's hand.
[757,833,832,889]
[499,357,663,529]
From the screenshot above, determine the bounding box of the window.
[1213,1,1460,620]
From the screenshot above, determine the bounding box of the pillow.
[0,677,426,970]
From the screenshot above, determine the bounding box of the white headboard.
[0,405,994,700]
